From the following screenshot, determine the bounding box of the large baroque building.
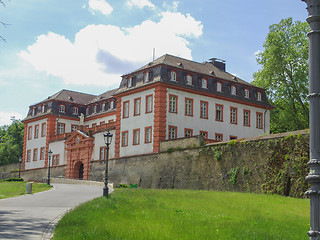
[22,54,271,180]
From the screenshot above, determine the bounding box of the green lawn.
[0,181,52,199]
[54,189,310,240]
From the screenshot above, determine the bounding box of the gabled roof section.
[39,89,96,105]
[65,130,92,145]
[87,88,118,104]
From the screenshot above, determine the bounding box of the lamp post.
[103,129,113,198]
[18,156,22,178]
[47,149,53,185]
[301,0,320,239]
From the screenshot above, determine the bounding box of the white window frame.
[128,77,133,87]
[41,104,45,113]
[244,89,250,98]
[230,108,237,124]
[146,95,153,113]
[231,85,236,95]
[134,98,141,116]
[169,127,176,140]
[185,98,193,116]
[169,95,177,113]
[257,92,262,101]
[200,101,208,119]
[186,75,192,85]
[59,105,65,113]
[244,110,250,126]
[133,129,140,145]
[73,107,78,115]
[217,82,222,92]
[58,123,65,135]
[185,129,192,137]
[201,78,208,89]
[145,127,152,143]
[123,101,129,118]
[170,71,177,81]
[122,131,128,146]
[144,72,149,82]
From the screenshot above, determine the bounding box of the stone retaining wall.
[20,130,310,198]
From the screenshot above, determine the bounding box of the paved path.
[0,183,102,240]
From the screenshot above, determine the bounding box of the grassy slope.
[54,189,309,240]
[0,181,52,199]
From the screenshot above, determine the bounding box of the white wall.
[25,118,47,170]
[93,130,116,160]
[166,89,269,141]
[119,88,155,157]
[48,141,66,165]
[85,115,116,128]
[57,118,79,133]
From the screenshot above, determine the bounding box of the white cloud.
[127,0,155,9]
[88,0,113,15]
[19,11,203,87]
[162,1,179,12]
[0,112,23,126]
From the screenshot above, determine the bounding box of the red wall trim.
[153,85,167,152]
[114,97,122,157]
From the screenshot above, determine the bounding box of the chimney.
[209,58,226,72]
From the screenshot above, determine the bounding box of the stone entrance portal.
[65,131,94,180]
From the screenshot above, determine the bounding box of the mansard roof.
[40,89,96,105]
[124,54,254,87]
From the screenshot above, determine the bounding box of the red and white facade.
[22,54,271,180]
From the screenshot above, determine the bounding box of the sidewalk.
[0,183,102,240]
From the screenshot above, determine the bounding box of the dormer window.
[102,103,106,111]
[231,85,237,95]
[201,78,208,89]
[72,107,78,115]
[86,108,90,115]
[127,77,133,87]
[244,89,250,98]
[217,82,222,92]
[257,92,262,101]
[59,104,65,113]
[41,104,46,113]
[32,107,36,116]
[144,72,149,82]
[170,71,177,81]
[186,75,193,85]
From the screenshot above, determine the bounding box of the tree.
[0,0,9,42]
[253,18,309,133]
[0,120,25,165]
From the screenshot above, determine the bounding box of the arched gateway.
[65,131,94,180]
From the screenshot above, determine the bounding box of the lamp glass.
[48,149,53,158]
[104,131,113,145]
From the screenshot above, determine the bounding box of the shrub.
[227,167,239,185]
[4,177,24,182]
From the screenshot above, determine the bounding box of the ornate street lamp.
[103,129,113,198]
[47,149,53,185]
[301,0,320,239]
[18,156,22,179]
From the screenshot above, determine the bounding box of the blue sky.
[0,0,308,126]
